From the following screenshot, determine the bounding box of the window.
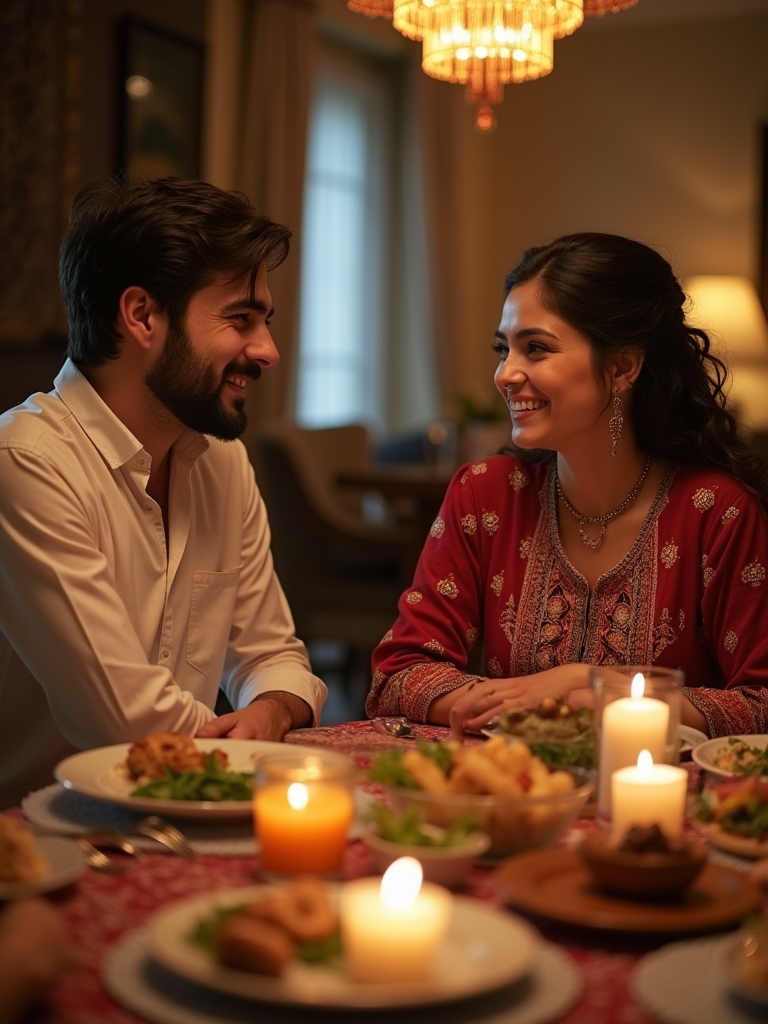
[295,43,389,429]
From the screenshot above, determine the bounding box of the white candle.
[340,857,452,983]
[611,749,688,841]
[598,672,670,818]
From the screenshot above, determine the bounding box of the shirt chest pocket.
[186,566,242,679]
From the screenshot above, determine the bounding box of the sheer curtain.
[237,0,317,431]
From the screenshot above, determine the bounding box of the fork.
[77,837,130,873]
[134,816,195,858]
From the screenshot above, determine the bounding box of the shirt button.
[145,504,152,511]
[137,457,146,466]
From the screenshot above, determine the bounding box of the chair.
[251,422,417,707]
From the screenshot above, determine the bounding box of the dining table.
[5,719,766,1024]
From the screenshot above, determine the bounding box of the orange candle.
[252,752,356,875]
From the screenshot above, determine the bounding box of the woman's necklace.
[555,455,652,550]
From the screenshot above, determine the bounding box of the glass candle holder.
[253,750,356,878]
[589,665,684,826]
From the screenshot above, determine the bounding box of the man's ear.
[613,348,644,390]
[116,287,164,352]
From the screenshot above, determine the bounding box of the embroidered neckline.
[545,463,678,594]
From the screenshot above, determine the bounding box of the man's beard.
[145,320,258,441]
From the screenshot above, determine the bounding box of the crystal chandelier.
[347,0,638,130]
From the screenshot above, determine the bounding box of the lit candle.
[254,774,354,875]
[611,749,688,841]
[598,672,670,818]
[340,857,452,983]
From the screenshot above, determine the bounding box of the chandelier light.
[347,0,638,130]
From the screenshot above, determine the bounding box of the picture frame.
[117,18,204,181]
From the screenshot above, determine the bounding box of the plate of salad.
[54,738,325,820]
[693,775,768,858]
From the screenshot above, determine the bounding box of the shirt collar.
[54,358,209,469]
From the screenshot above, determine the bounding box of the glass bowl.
[386,768,593,857]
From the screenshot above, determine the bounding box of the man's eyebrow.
[220,298,274,317]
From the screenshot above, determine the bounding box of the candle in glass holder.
[598,672,670,817]
[611,749,687,841]
[340,857,452,983]
[253,753,355,875]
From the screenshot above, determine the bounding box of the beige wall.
[425,12,768,404]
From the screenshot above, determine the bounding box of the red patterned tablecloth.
[6,721,749,1024]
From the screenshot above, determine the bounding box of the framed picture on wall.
[117,18,204,181]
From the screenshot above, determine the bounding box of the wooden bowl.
[578,832,708,899]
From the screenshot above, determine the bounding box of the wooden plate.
[496,848,761,934]
[694,820,768,860]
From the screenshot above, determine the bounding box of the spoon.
[372,717,415,739]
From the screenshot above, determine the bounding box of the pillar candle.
[340,857,452,983]
[254,780,354,874]
[611,750,688,841]
[598,672,670,817]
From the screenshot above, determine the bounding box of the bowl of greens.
[492,702,595,771]
[361,802,491,888]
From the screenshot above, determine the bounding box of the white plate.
[147,885,540,1009]
[692,734,768,781]
[680,725,708,755]
[0,836,85,899]
[54,739,329,820]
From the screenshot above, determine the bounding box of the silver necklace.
[555,455,652,550]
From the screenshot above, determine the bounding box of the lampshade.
[583,0,638,15]
[419,1,555,86]
[685,275,768,431]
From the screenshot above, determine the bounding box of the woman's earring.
[609,386,623,457]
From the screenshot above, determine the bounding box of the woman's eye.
[491,341,508,357]
[527,341,549,355]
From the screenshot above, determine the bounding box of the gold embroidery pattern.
[381,629,394,643]
[509,468,529,490]
[500,592,517,648]
[692,487,716,512]
[660,541,678,569]
[423,639,445,654]
[466,626,479,647]
[430,517,445,538]
[482,510,500,535]
[460,473,468,485]
[405,591,423,605]
[653,608,677,660]
[487,657,503,677]
[702,553,708,567]
[461,514,477,535]
[519,537,532,559]
[741,560,766,587]
[436,575,459,599]
[679,609,685,632]
[472,462,488,475]
[722,506,740,524]
[724,630,738,653]
[533,585,570,671]
[703,567,715,588]
[491,571,504,597]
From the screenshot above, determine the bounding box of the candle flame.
[637,749,654,779]
[287,782,308,809]
[380,856,423,912]
[630,672,646,699]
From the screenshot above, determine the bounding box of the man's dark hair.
[59,177,291,367]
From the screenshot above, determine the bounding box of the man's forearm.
[249,690,313,732]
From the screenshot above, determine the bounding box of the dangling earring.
[609,386,623,457]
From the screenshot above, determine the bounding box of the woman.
[366,233,768,739]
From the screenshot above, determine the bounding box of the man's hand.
[196,691,312,741]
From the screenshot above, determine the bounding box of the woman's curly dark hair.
[502,232,768,509]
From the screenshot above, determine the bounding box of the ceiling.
[584,0,768,31]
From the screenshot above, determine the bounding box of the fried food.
[126,732,228,780]
[215,915,294,976]
[0,816,47,882]
[245,876,337,943]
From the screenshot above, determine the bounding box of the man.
[0,177,326,808]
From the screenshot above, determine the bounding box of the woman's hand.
[435,664,593,741]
